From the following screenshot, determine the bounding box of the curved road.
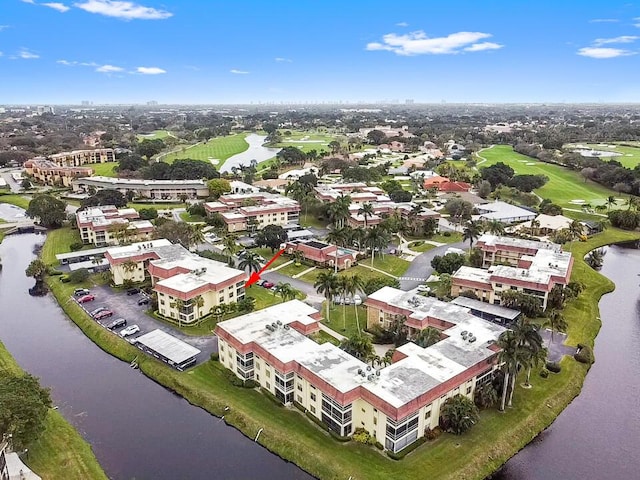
[399,240,468,290]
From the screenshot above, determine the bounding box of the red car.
[78,294,95,303]
[94,310,113,320]
[262,281,274,289]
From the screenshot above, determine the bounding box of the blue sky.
[1,0,640,103]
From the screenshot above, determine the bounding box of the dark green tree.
[26,194,67,228]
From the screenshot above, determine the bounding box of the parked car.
[126,288,140,296]
[262,281,274,289]
[78,294,95,303]
[107,318,127,330]
[417,285,431,293]
[137,297,150,306]
[353,294,362,305]
[258,280,268,287]
[74,288,90,297]
[90,307,108,317]
[94,310,113,320]
[120,325,140,337]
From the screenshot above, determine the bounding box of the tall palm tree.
[606,195,617,212]
[508,317,544,406]
[122,260,138,282]
[485,219,506,236]
[314,271,339,323]
[366,226,391,266]
[326,227,347,247]
[193,294,205,320]
[529,218,540,236]
[336,276,350,331]
[222,235,239,261]
[274,282,297,303]
[190,224,205,248]
[238,251,262,275]
[350,227,367,253]
[170,298,186,327]
[344,274,365,334]
[567,220,584,251]
[358,202,375,228]
[327,194,352,229]
[543,309,568,347]
[463,220,483,253]
[497,330,519,412]
[407,204,423,234]
[416,327,441,348]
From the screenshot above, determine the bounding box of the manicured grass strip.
[0,341,108,480]
[322,303,367,339]
[0,194,31,209]
[479,145,621,209]
[41,227,82,264]
[163,134,249,165]
[407,241,436,253]
[371,255,410,277]
[136,130,172,141]
[89,162,119,177]
[179,211,206,223]
[40,225,640,480]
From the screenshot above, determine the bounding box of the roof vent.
[271,322,277,329]
[366,365,372,371]
[461,331,468,339]
[266,325,274,332]
[367,374,375,381]
[276,320,282,326]
[376,370,381,377]
[468,336,476,343]
[284,324,290,330]
[357,368,363,375]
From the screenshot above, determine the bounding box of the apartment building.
[24,158,93,186]
[47,148,115,167]
[204,192,300,232]
[474,234,563,268]
[451,248,573,310]
[72,176,210,200]
[347,201,439,229]
[216,299,505,453]
[76,205,153,247]
[314,183,390,205]
[106,239,246,324]
[282,239,358,270]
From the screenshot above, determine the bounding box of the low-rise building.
[282,239,358,270]
[105,239,247,323]
[72,177,210,200]
[46,148,115,167]
[475,201,537,224]
[347,201,439,230]
[475,234,562,269]
[313,183,390,204]
[216,298,505,453]
[76,205,153,247]
[204,192,300,232]
[24,158,93,186]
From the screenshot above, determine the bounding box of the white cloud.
[577,47,635,58]
[96,64,123,72]
[463,41,503,52]
[43,2,70,12]
[593,35,638,46]
[589,18,619,23]
[20,0,36,4]
[57,59,78,65]
[635,17,640,28]
[230,69,249,74]
[396,22,408,27]
[274,57,292,63]
[366,30,501,55]
[135,66,166,74]
[74,0,172,20]
[18,49,39,59]
[0,25,10,31]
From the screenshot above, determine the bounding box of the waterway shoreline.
[34,228,640,480]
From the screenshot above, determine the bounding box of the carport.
[134,329,201,370]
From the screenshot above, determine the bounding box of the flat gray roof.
[135,329,201,364]
[56,246,110,261]
[452,296,521,320]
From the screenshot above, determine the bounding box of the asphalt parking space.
[74,285,217,365]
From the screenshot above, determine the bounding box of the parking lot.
[74,285,218,366]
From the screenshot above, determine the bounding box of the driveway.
[399,240,468,290]
[81,285,218,366]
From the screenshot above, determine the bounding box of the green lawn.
[310,330,341,346]
[564,142,640,168]
[179,211,206,223]
[0,194,31,209]
[127,202,187,211]
[39,221,640,480]
[90,162,119,177]
[42,227,82,264]
[0,341,107,480]
[299,214,328,230]
[252,247,289,269]
[274,130,339,153]
[371,255,410,277]
[274,261,311,277]
[407,240,436,253]
[322,302,368,338]
[479,145,621,209]
[136,130,173,141]
[163,134,249,165]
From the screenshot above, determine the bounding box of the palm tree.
[485,219,506,236]
[415,327,441,348]
[238,251,262,275]
[314,271,339,323]
[274,282,297,303]
[567,220,584,251]
[508,317,544,405]
[122,260,138,282]
[350,227,367,252]
[366,226,391,266]
[344,274,365,333]
[326,227,347,247]
[190,224,205,248]
[440,395,479,435]
[524,344,548,388]
[193,294,205,320]
[528,218,540,236]
[543,309,568,347]
[170,298,185,327]
[358,202,375,228]
[327,194,352,229]
[497,330,518,411]
[463,220,483,253]
[25,259,47,281]
[222,235,239,261]
[292,249,304,265]
[335,276,350,331]
[606,195,617,212]
[340,333,374,360]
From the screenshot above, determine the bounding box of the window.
[425,410,431,420]
[297,395,302,404]
[373,417,377,425]
[310,405,316,414]
[310,392,316,402]
[266,382,270,389]
[255,374,260,381]
[219,345,224,352]
[466,386,472,395]
[266,370,271,378]
[297,384,302,391]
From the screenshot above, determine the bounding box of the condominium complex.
[451,235,573,310]
[46,148,115,167]
[72,176,210,200]
[204,192,300,232]
[282,239,359,270]
[314,183,390,205]
[216,298,505,453]
[106,239,246,324]
[76,205,154,247]
[24,158,93,187]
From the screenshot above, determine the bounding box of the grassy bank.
[40,226,639,480]
[163,134,249,165]
[0,341,107,480]
[0,194,30,209]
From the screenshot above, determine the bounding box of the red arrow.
[244,249,285,288]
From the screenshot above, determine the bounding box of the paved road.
[400,240,468,290]
[1,168,23,193]
[261,270,325,307]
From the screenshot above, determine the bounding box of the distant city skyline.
[2,0,640,104]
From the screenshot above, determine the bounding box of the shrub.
[574,344,594,364]
[224,369,245,387]
[374,441,384,450]
[69,242,84,252]
[59,275,70,283]
[539,368,549,378]
[352,428,377,445]
[243,379,257,389]
[424,427,442,441]
[386,437,427,460]
[546,361,562,373]
[210,352,219,362]
[443,231,451,237]
[68,268,90,284]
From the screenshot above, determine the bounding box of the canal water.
[494,243,640,479]
[0,232,311,480]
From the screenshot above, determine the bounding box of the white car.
[120,325,140,337]
[417,285,431,293]
[353,294,362,306]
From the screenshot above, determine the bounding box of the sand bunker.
[570,199,586,204]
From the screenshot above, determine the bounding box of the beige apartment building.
[76,205,153,247]
[72,176,210,200]
[24,158,93,187]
